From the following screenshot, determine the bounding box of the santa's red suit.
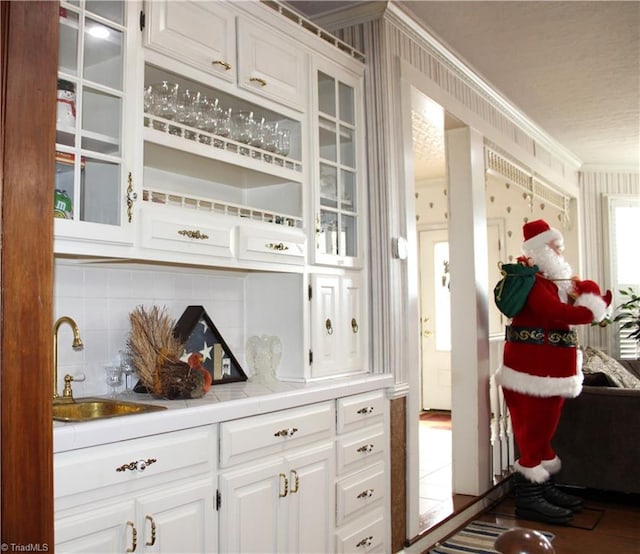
[495,219,610,523]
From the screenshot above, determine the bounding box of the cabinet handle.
[126,520,137,553]
[177,229,209,240]
[266,242,289,251]
[356,444,374,454]
[249,77,267,87]
[356,536,373,548]
[144,515,157,546]
[351,317,359,333]
[290,469,299,493]
[116,458,157,473]
[279,472,289,497]
[357,488,374,499]
[325,318,334,335]
[126,172,137,223]
[274,427,298,437]
[212,60,232,71]
[357,406,374,415]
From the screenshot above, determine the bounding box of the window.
[605,195,640,358]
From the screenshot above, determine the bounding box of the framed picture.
[173,305,247,385]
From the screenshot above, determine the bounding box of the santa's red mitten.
[572,279,612,323]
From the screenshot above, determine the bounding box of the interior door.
[419,228,451,411]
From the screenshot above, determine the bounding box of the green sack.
[493,262,539,318]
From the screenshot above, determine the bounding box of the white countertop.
[53,373,394,453]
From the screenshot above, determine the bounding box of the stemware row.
[144,81,291,156]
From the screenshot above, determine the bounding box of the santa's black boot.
[514,473,573,525]
[542,478,584,511]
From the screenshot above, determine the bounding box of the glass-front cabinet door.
[55,0,135,249]
[313,61,364,267]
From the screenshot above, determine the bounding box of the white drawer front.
[336,423,386,475]
[55,426,215,500]
[220,402,333,467]
[336,507,386,553]
[141,206,235,258]
[337,390,385,434]
[336,462,386,524]
[238,225,305,265]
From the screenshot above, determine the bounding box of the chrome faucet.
[53,316,83,401]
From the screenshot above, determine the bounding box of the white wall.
[54,260,246,397]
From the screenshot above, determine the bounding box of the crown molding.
[579,163,640,175]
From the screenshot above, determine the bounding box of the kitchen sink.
[53,397,167,422]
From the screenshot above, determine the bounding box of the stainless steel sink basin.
[53,397,166,422]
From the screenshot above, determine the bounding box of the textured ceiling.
[289,1,640,171]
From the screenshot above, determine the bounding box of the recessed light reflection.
[88,25,110,39]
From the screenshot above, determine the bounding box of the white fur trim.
[515,460,550,483]
[541,456,562,475]
[495,364,583,398]
[522,227,563,252]
[574,292,608,322]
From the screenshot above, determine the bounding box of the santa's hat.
[522,219,564,252]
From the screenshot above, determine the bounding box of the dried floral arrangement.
[128,305,209,399]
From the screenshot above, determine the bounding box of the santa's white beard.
[526,245,574,301]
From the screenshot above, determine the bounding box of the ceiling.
[287,1,640,172]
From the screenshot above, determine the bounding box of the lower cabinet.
[54,426,217,553]
[54,390,389,554]
[219,441,334,554]
[55,479,216,553]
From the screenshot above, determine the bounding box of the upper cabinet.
[144,1,308,110]
[54,0,366,274]
[236,18,307,110]
[144,0,237,84]
[56,1,136,251]
[312,58,366,268]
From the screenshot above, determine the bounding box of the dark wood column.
[1,1,58,547]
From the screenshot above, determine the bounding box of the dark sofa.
[553,359,640,494]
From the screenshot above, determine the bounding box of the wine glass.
[104,365,123,398]
[119,349,136,395]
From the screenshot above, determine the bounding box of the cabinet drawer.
[336,423,386,475]
[220,402,333,467]
[55,426,215,501]
[238,224,305,265]
[335,507,386,553]
[336,462,386,524]
[141,205,235,258]
[337,390,385,434]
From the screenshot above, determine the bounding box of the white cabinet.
[334,391,389,554]
[55,1,138,251]
[218,402,334,553]
[312,57,366,268]
[144,1,308,110]
[219,441,333,554]
[144,0,237,84]
[56,479,215,554]
[310,273,366,378]
[236,17,308,110]
[54,426,217,553]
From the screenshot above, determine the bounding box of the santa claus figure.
[495,219,611,525]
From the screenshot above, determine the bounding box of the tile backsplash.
[54,260,245,397]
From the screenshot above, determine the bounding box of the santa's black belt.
[505,325,577,347]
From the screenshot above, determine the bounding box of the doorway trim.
[400,59,494,538]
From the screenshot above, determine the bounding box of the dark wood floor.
[477,490,640,554]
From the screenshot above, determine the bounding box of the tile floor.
[419,411,453,530]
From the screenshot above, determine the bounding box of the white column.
[446,126,492,495]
